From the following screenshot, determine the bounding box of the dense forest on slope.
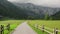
[51,11,60,20]
[13,3,60,16]
[0,0,44,20]
[0,0,21,19]
[0,0,60,20]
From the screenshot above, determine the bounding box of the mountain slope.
[12,2,60,16]
[12,2,60,20]
[0,0,20,18]
[0,0,60,20]
[51,11,60,20]
[0,0,44,19]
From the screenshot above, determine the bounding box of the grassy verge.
[28,24,48,34]
[28,20,60,29]
[28,20,60,34]
[0,20,24,34]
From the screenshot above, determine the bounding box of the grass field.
[0,20,60,34]
[28,20,60,34]
[0,20,24,34]
[29,24,48,34]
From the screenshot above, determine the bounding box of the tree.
[44,12,49,20]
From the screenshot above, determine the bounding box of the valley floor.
[12,22,37,34]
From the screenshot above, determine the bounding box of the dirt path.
[12,22,37,34]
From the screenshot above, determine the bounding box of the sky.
[8,0,60,8]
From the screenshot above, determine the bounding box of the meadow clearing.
[0,20,24,34]
[28,20,60,34]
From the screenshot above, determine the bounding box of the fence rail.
[34,24,60,34]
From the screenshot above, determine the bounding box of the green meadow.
[28,20,60,34]
[0,20,60,34]
[0,20,24,34]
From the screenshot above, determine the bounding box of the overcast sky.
[8,0,60,8]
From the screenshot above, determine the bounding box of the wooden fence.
[0,24,10,34]
[34,24,60,34]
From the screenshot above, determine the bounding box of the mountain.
[0,0,44,19]
[0,0,60,20]
[0,0,21,19]
[12,2,60,16]
[51,11,60,20]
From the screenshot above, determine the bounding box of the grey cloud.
[8,0,60,8]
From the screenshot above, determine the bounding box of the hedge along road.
[12,22,37,34]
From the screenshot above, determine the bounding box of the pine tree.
[44,12,49,20]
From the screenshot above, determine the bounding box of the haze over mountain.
[8,0,60,20]
[12,2,60,16]
[8,0,60,8]
[0,0,45,19]
[8,0,60,16]
[0,0,60,20]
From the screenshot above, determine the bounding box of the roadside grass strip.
[28,24,48,34]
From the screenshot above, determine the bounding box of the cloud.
[28,0,60,7]
[8,0,60,7]
[8,0,29,2]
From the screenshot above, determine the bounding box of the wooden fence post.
[2,25,4,34]
[42,25,44,32]
[35,24,38,29]
[0,25,4,34]
[54,28,58,34]
[6,24,10,31]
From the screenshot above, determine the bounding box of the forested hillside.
[51,11,60,20]
[13,2,60,16]
[0,0,60,20]
[0,0,21,19]
[0,0,44,19]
